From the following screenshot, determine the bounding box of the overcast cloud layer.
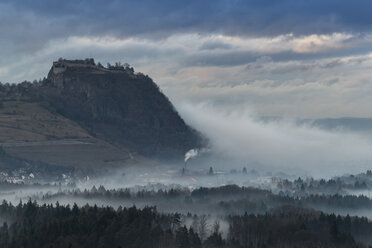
[1,0,372,118]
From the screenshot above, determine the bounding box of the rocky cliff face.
[37,59,202,158]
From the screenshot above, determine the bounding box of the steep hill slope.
[0,59,202,171]
[41,59,201,157]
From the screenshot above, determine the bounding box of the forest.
[1,200,372,248]
[1,183,372,247]
[35,184,372,215]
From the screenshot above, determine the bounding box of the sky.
[1,0,372,118]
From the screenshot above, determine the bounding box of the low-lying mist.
[178,102,372,178]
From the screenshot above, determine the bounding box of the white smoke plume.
[185,149,199,163]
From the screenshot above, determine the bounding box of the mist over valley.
[2,1,372,246]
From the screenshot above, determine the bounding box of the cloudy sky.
[1,0,372,118]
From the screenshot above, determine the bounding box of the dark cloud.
[183,45,372,68]
[1,0,372,76]
[3,0,372,51]
[327,78,339,85]
[199,41,233,50]
[184,51,258,67]
[268,59,345,74]
[9,0,372,37]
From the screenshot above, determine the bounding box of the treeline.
[277,172,372,196]
[41,184,270,200]
[0,201,371,247]
[0,200,195,248]
[39,184,372,213]
[0,200,223,248]
[228,205,372,247]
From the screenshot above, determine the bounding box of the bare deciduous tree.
[198,215,209,241]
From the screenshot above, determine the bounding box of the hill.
[0,59,202,172]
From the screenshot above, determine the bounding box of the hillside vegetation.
[0,59,202,170]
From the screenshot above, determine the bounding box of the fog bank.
[178,103,372,178]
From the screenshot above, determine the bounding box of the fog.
[178,102,372,178]
[4,101,372,242]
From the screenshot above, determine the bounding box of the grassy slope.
[0,100,91,142]
[0,100,137,170]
